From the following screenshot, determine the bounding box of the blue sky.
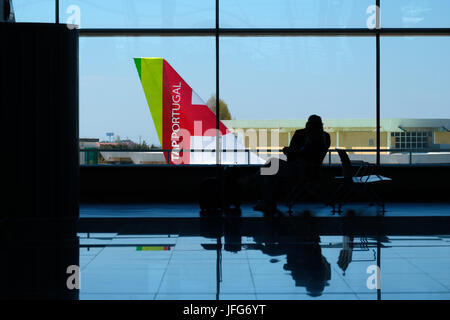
[13,0,450,146]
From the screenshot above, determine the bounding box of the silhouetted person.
[254,115,331,212]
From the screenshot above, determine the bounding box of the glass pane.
[381,37,450,164]
[220,37,376,164]
[79,37,215,165]
[220,0,375,28]
[13,0,55,23]
[59,0,215,28]
[382,0,450,28]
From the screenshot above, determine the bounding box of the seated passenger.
[253,114,331,212]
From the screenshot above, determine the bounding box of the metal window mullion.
[55,0,59,24]
[376,0,381,166]
[216,0,220,166]
[78,28,450,37]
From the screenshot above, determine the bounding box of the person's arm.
[325,132,331,150]
[321,133,331,161]
[283,130,302,156]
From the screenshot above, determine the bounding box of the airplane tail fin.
[134,57,265,164]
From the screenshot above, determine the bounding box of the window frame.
[49,0,450,166]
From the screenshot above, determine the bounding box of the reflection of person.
[337,236,354,275]
[283,237,331,297]
[254,115,331,212]
[253,220,331,297]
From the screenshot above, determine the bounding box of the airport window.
[220,36,375,162]
[12,0,55,22]
[58,0,215,28]
[220,0,373,29]
[12,0,450,165]
[392,132,431,149]
[78,36,216,165]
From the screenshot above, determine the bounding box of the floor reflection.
[76,210,450,300]
[3,205,449,299]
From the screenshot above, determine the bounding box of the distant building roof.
[222,118,450,132]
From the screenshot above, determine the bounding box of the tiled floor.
[76,202,450,300]
[78,233,450,300]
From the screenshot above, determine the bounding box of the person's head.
[306,114,324,132]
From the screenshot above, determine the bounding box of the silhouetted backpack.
[198,168,242,214]
[199,177,221,215]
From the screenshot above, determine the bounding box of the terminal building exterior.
[222,118,450,152]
